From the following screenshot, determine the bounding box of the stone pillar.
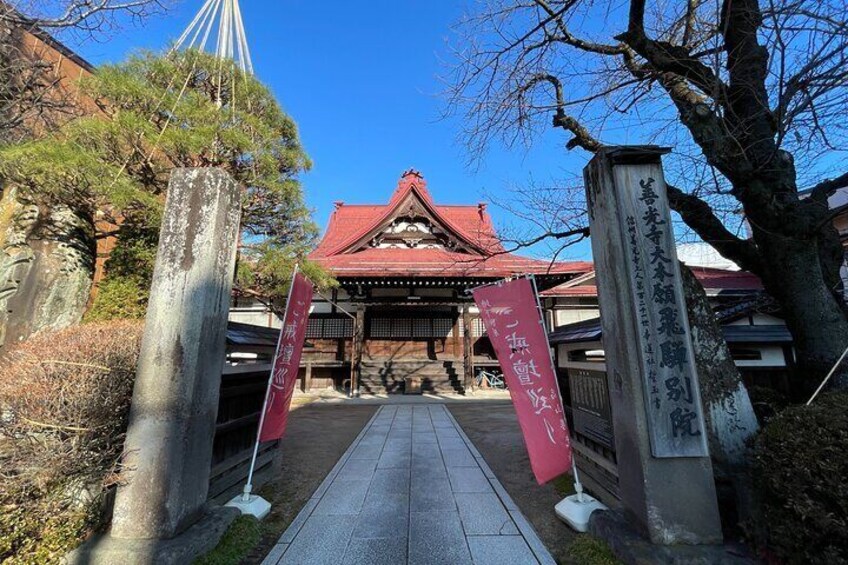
[110,168,242,540]
[462,306,474,392]
[584,147,722,544]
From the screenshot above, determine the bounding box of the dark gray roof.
[721,324,792,344]
[549,317,792,345]
[226,321,279,347]
[549,318,602,344]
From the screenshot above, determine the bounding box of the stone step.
[358,381,461,394]
[357,360,464,394]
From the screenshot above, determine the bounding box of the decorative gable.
[362,194,470,252]
[338,170,483,255]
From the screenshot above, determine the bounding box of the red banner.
[258,272,313,442]
[472,277,572,484]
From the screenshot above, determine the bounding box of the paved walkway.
[261,405,555,565]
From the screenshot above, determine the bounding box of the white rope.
[172,0,215,51]
[196,0,222,52]
[172,0,254,75]
[102,1,254,194]
[233,0,253,74]
[806,342,848,405]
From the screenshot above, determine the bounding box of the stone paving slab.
[455,493,521,535]
[409,510,472,565]
[467,536,537,565]
[265,404,555,565]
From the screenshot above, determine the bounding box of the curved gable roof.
[309,170,592,279]
[315,171,498,257]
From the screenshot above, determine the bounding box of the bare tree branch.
[1,0,169,142]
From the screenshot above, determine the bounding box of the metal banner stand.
[529,275,607,532]
[225,264,300,519]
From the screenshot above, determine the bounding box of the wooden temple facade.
[301,170,591,394]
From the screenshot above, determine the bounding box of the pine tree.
[0,50,333,319]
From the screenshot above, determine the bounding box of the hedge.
[751,392,848,564]
[0,321,143,564]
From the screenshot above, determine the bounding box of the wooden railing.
[559,357,621,502]
[208,323,280,501]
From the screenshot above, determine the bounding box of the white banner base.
[225,494,271,520]
[555,494,607,533]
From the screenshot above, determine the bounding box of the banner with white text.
[472,277,572,484]
[259,272,313,442]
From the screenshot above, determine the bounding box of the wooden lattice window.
[324,317,353,338]
[370,317,460,338]
[393,318,412,338]
[306,318,322,339]
[306,317,354,338]
[433,318,453,338]
[371,318,392,338]
[413,318,431,338]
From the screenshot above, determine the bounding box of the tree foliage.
[752,392,848,563]
[1,50,331,313]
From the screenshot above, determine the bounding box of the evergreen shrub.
[751,392,848,564]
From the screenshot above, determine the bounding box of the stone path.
[261,404,556,565]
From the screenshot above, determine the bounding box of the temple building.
[298,169,591,394]
[544,266,796,393]
[229,169,794,395]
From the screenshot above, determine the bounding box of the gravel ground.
[448,402,579,565]
[243,402,378,564]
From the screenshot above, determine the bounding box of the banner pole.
[241,263,300,502]
[528,274,568,416]
[313,288,356,320]
[529,275,582,496]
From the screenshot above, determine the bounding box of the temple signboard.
[569,367,615,451]
[614,165,709,458]
[583,147,720,542]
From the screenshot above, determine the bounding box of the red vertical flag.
[472,278,572,484]
[258,272,313,442]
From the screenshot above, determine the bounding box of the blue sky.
[65,0,594,260]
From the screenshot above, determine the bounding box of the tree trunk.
[755,231,848,395]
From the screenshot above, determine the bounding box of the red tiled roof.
[542,285,599,297]
[318,248,592,278]
[541,266,763,297]
[309,170,592,279]
[310,205,386,258]
[687,266,764,291]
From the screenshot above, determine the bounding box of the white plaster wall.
[229,308,280,328]
[733,345,786,367]
[554,308,601,326]
[310,302,334,314]
[726,314,785,326]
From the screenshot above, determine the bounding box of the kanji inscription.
[619,173,709,457]
[472,278,572,483]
